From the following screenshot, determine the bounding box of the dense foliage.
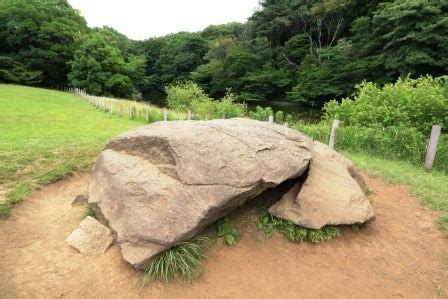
[323,76,448,133]
[68,30,146,98]
[0,0,88,86]
[1,0,447,103]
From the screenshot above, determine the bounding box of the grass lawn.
[346,152,448,237]
[0,84,145,217]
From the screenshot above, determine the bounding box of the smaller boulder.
[269,141,374,229]
[71,188,89,206]
[67,216,113,255]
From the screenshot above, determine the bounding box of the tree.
[352,0,448,78]
[156,32,208,85]
[288,40,355,103]
[0,55,42,85]
[68,32,145,98]
[201,22,245,41]
[0,0,88,86]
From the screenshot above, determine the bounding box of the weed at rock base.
[82,206,96,219]
[139,235,214,287]
[257,208,341,243]
[216,217,240,245]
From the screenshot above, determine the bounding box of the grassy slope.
[346,152,448,236]
[0,84,144,216]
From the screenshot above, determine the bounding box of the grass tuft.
[257,208,341,243]
[82,206,96,219]
[216,217,240,245]
[0,181,33,218]
[140,236,213,287]
[7,182,32,204]
[0,203,11,218]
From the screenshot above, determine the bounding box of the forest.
[0,0,447,106]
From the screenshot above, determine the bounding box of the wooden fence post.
[146,108,149,122]
[268,115,274,123]
[163,108,168,121]
[222,113,226,119]
[425,125,441,170]
[187,110,192,120]
[329,119,340,149]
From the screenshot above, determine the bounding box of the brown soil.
[1,174,447,298]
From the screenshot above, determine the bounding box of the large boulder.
[269,141,375,229]
[88,119,313,269]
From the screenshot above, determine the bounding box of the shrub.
[215,90,247,118]
[257,208,341,243]
[166,82,246,119]
[248,106,273,121]
[324,75,448,134]
[165,81,211,112]
[140,236,212,286]
[216,217,240,245]
[275,110,284,124]
[293,121,448,172]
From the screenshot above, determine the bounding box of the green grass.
[140,236,213,287]
[82,206,96,219]
[0,84,144,217]
[345,152,448,237]
[257,208,341,243]
[216,217,240,245]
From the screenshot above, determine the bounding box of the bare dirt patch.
[0,174,447,298]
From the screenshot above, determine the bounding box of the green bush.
[274,110,284,124]
[324,75,448,134]
[165,82,246,119]
[293,121,448,172]
[215,90,247,118]
[248,106,273,121]
[165,81,211,112]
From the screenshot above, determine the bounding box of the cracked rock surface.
[88,119,313,269]
[270,141,375,229]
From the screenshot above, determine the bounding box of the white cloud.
[68,0,260,40]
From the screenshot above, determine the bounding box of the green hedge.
[293,121,447,173]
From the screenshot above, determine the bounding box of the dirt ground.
[0,173,447,298]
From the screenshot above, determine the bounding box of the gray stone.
[270,141,375,229]
[67,216,114,255]
[71,188,89,206]
[88,119,313,269]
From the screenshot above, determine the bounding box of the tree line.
[1,0,447,105]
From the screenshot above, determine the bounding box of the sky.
[68,0,261,40]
